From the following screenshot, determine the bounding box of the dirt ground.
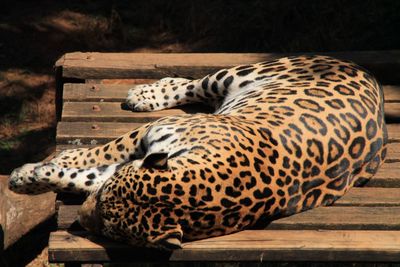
[1,1,400,266]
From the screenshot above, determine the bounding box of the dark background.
[0,0,399,174]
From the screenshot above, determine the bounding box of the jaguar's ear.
[141,152,169,169]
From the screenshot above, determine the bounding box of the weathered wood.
[49,230,400,262]
[385,103,400,121]
[384,85,400,103]
[61,102,211,122]
[269,206,400,230]
[58,205,82,230]
[56,122,143,145]
[63,81,156,102]
[387,124,400,143]
[56,51,400,83]
[63,83,400,103]
[0,175,56,249]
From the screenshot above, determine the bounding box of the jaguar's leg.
[124,63,264,112]
[9,161,119,194]
[9,124,150,194]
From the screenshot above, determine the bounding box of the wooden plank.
[56,122,142,145]
[387,124,400,143]
[56,51,400,83]
[384,85,400,103]
[385,103,400,121]
[61,102,211,122]
[49,230,400,262]
[269,206,400,230]
[63,83,400,103]
[63,81,156,102]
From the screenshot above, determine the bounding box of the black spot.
[299,113,327,136]
[223,76,234,88]
[239,80,253,88]
[221,198,236,208]
[117,144,125,151]
[103,144,110,152]
[237,68,256,76]
[294,99,324,112]
[327,138,344,164]
[347,99,368,119]
[306,138,324,165]
[349,137,366,159]
[360,95,376,114]
[340,112,362,132]
[325,99,345,109]
[201,77,209,90]
[253,188,273,199]
[325,158,350,179]
[216,70,228,80]
[302,179,325,194]
[225,186,241,198]
[304,88,333,98]
[366,119,377,140]
[58,171,64,178]
[70,172,77,179]
[105,154,112,160]
[327,171,350,191]
[85,180,93,186]
[302,189,322,210]
[87,173,96,180]
[239,197,253,206]
[365,138,383,162]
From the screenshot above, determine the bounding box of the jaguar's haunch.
[9,55,387,250]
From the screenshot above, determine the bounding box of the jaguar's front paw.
[9,163,45,194]
[125,84,160,112]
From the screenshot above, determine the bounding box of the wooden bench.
[50,52,400,265]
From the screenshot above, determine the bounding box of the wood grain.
[48,230,400,262]
[56,122,143,145]
[61,102,211,122]
[56,51,400,83]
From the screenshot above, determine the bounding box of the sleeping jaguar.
[9,55,387,250]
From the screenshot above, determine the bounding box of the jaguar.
[9,55,387,250]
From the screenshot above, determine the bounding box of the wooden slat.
[384,85,400,103]
[56,51,400,83]
[269,206,400,230]
[63,82,156,102]
[56,122,143,145]
[387,124,400,143]
[61,102,210,122]
[49,230,400,262]
[63,83,400,103]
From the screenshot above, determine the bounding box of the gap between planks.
[48,230,400,262]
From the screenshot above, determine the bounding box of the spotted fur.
[9,55,387,250]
